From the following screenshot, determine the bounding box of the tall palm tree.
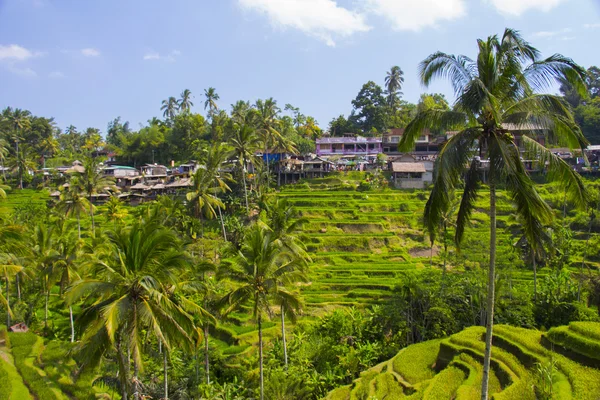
[161,97,179,120]
[67,218,204,400]
[5,109,31,189]
[204,87,220,116]
[220,225,306,400]
[0,138,9,181]
[385,66,405,109]
[398,28,588,400]
[179,89,194,113]
[57,177,90,239]
[230,124,259,213]
[255,98,282,189]
[186,167,226,237]
[231,100,253,125]
[272,135,298,187]
[203,143,233,240]
[30,224,59,329]
[105,195,128,229]
[0,223,25,327]
[78,157,116,235]
[260,198,310,367]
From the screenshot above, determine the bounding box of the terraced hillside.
[279,174,598,311]
[325,322,600,400]
[0,326,106,400]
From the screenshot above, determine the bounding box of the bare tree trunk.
[44,275,49,329]
[163,345,168,400]
[5,276,10,327]
[242,169,250,214]
[69,306,75,342]
[204,324,210,384]
[281,305,288,368]
[90,197,95,236]
[481,179,497,400]
[217,205,227,241]
[258,314,264,400]
[533,250,537,303]
[16,274,20,301]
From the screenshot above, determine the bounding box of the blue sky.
[0,0,599,133]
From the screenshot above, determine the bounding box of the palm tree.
[105,195,128,229]
[231,100,253,125]
[9,144,36,190]
[5,108,31,189]
[78,156,116,235]
[255,99,282,187]
[187,167,225,237]
[0,138,9,181]
[230,124,259,214]
[398,28,588,400]
[220,225,306,400]
[57,177,90,239]
[67,218,204,400]
[161,97,180,120]
[272,135,298,187]
[30,224,59,329]
[179,89,194,113]
[260,198,310,367]
[385,66,404,109]
[204,87,220,116]
[203,143,233,240]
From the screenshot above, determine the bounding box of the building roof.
[104,165,138,171]
[316,136,382,144]
[392,162,427,173]
[166,178,193,188]
[130,183,151,190]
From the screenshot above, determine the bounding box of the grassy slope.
[326,322,600,400]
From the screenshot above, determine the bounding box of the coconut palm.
[220,225,307,400]
[385,66,405,109]
[204,87,220,116]
[398,28,588,399]
[30,223,60,329]
[78,156,116,235]
[231,100,254,125]
[57,176,90,239]
[203,143,233,240]
[67,218,204,400]
[187,167,225,237]
[255,99,282,187]
[0,222,25,327]
[105,195,128,229]
[272,135,298,187]
[230,124,259,213]
[4,108,31,189]
[161,97,180,120]
[179,89,194,113]
[0,138,9,181]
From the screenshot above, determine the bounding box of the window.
[391,136,400,143]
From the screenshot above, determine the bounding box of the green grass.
[392,340,441,384]
[545,325,600,362]
[422,364,466,399]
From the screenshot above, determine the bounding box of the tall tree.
[220,225,306,400]
[255,98,282,188]
[399,28,589,400]
[78,156,116,235]
[204,87,220,116]
[186,167,226,237]
[67,218,205,400]
[179,89,194,113]
[385,66,405,109]
[161,97,180,120]
[350,81,388,133]
[230,124,259,214]
[57,176,90,239]
[4,109,31,189]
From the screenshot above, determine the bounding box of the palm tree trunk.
[16,139,23,190]
[44,275,49,329]
[5,276,10,328]
[578,211,594,301]
[242,166,250,214]
[533,249,537,303]
[69,306,75,342]
[16,274,20,301]
[281,305,288,367]
[481,179,497,400]
[163,345,168,400]
[258,313,264,400]
[77,212,81,240]
[204,324,210,384]
[90,197,95,236]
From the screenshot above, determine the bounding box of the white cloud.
[143,52,161,60]
[238,0,370,46]
[584,23,600,29]
[0,44,41,61]
[81,48,100,57]
[487,0,568,16]
[532,27,571,38]
[6,65,37,77]
[49,71,65,79]
[364,0,466,31]
[143,50,181,62]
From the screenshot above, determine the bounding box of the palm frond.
[454,158,482,246]
[399,110,468,152]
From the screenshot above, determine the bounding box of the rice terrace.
[2,1,600,399]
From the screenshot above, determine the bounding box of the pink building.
[315,136,382,156]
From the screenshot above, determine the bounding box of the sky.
[0,0,599,134]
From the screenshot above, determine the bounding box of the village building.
[391,162,430,189]
[315,136,382,158]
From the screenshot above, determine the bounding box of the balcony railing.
[318,148,380,155]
